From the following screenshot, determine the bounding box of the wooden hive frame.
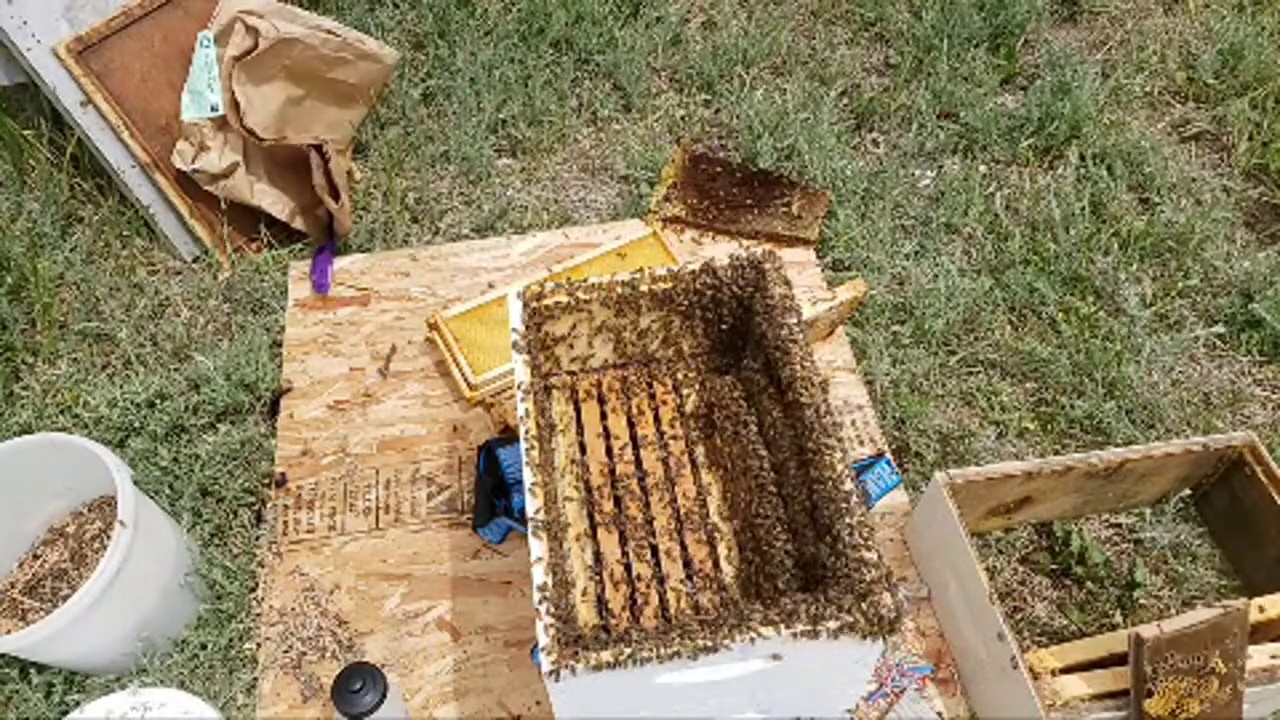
[510,251,900,717]
[908,432,1280,718]
[427,225,678,402]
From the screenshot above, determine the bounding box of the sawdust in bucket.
[0,496,117,635]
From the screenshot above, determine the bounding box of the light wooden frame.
[908,432,1280,718]
[427,224,678,402]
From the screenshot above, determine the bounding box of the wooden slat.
[600,372,662,629]
[1047,666,1131,706]
[549,380,600,632]
[676,379,740,598]
[1045,641,1280,707]
[1027,592,1280,676]
[945,434,1253,534]
[801,277,869,343]
[652,377,722,612]
[1053,682,1280,720]
[1197,452,1280,595]
[626,374,692,620]
[577,375,632,632]
[907,476,1045,718]
[1129,601,1247,719]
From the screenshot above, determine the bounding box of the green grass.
[0,89,290,715]
[3,0,1280,713]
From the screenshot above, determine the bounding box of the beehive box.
[511,251,902,717]
[907,433,1280,719]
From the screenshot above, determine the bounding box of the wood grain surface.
[2,0,205,258]
[263,218,969,717]
[943,434,1254,534]
[1027,591,1280,677]
[1196,452,1280,596]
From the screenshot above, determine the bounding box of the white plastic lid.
[66,687,222,719]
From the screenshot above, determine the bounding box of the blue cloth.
[476,515,527,544]
[474,437,527,544]
[853,454,904,508]
[492,441,525,517]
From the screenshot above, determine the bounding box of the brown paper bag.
[172,0,398,239]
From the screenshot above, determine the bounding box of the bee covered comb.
[648,142,833,245]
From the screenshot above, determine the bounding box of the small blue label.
[853,454,903,508]
[180,31,224,122]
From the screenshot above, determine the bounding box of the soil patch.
[0,495,117,635]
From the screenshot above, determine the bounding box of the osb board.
[263,218,970,718]
[57,0,271,261]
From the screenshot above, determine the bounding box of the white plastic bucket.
[66,687,222,719]
[0,433,200,674]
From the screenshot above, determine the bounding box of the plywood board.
[58,0,278,262]
[1,0,203,259]
[265,218,970,717]
[943,434,1253,534]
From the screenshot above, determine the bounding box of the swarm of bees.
[514,250,902,676]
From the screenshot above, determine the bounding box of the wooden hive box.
[511,250,902,717]
[908,433,1280,719]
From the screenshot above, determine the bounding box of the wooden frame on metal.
[56,0,268,264]
[1,0,205,259]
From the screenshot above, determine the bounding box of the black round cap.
[331,661,388,719]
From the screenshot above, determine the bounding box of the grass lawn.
[3,0,1279,713]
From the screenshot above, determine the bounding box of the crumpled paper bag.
[172,0,397,239]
